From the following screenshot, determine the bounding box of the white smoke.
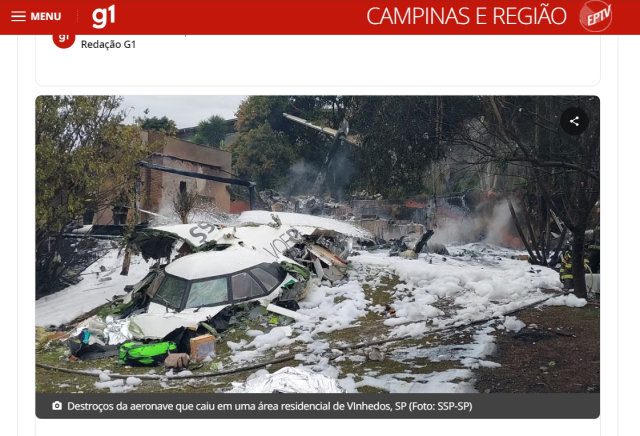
[430,199,522,248]
[484,199,519,247]
[279,160,319,196]
[430,217,482,245]
[149,204,235,227]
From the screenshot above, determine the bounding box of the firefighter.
[559,252,572,290]
[587,205,600,274]
[559,251,590,290]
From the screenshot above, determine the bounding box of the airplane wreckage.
[60,111,442,364]
[67,211,373,360]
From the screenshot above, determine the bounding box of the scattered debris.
[365,347,385,361]
[164,353,190,369]
[383,304,396,317]
[118,341,177,366]
[189,334,216,362]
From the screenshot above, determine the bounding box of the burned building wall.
[350,191,522,246]
[353,219,424,241]
[145,131,233,218]
[93,131,233,225]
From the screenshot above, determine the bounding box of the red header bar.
[0,1,632,35]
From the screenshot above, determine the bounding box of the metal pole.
[249,185,255,210]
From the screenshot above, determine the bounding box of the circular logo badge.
[560,107,589,136]
[580,1,612,32]
[53,34,75,49]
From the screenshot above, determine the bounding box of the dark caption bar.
[37,394,599,419]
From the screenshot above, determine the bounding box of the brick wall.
[94,131,234,226]
[141,131,233,219]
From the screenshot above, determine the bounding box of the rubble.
[388,229,450,259]
[235,210,371,281]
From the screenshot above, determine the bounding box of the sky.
[121,95,247,129]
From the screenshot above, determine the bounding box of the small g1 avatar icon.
[52,401,62,411]
[53,34,75,49]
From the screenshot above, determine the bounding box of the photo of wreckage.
[36,95,600,395]
[63,212,369,372]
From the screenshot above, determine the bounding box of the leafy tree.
[349,96,447,197]
[228,122,296,189]
[192,115,227,148]
[232,95,481,198]
[139,115,178,136]
[233,96,354,196]
[235,96,291,133]
[36,95,148,296]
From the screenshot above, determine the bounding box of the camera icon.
[52,401,62,411]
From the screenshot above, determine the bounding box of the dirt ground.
[475,305,600,393]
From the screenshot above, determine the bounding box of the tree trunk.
[518,188,544,265]
[120,187,140,276]
[120,248,131,276]
[571,227,588,299]
[549,224,567,267]
[507,198,537,262]
[543,204,551,261]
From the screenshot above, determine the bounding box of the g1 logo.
[53,34,75,49]
[93,4,115,29]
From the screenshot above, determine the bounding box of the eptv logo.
[580,1,612,32]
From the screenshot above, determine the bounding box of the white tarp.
[227,367,345,393]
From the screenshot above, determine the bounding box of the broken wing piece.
[282,113,361,147]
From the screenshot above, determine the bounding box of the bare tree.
[172,186,202,224]
[444,96,599,299]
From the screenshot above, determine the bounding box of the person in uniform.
[559,251,590,290]
[587,205,600,274]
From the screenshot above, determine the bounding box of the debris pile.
[258,189,346,217]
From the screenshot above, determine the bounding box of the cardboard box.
[189,334,216,362]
